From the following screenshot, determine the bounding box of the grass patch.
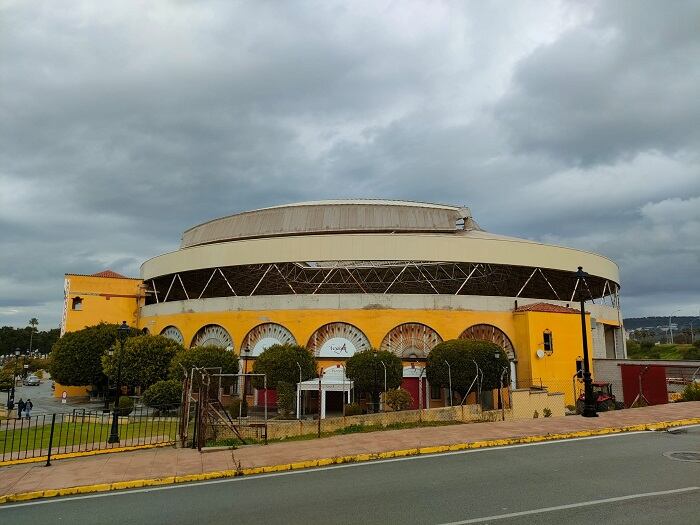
[0,419,178,454]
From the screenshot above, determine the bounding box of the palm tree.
[28,318,38,354]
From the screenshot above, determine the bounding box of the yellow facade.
[62,273,144,334]
[140,306,591,405]
[513,310,592,405]
[58,272,144,398]
[59,271,594,406]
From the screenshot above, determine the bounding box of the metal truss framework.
[146,261,620,308]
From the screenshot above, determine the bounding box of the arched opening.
[380,323,442,359]
[190,324,233,350]
[307,322,370,358]
[459,323,517,388]
[241,323,296,357]
[160,326,184,345]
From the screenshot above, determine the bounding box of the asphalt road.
[2,427,699,524]
[8,378,105,415]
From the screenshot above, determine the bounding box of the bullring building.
[61,200,625,409]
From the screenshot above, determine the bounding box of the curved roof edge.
[181,200,476,248]
[143,231,620,284]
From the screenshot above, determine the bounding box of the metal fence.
[179,368,269,449]
[0,405,180,464]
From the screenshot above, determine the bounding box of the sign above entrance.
[318,337,357,358]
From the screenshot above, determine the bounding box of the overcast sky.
[1,0,699,330]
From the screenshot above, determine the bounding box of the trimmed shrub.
[426,339,509,399]
[118,395,134,416]
[251,344,316,389]
[681,382,700,402]
[385,388,413,411]
[542,407,552,418]
[103,335,183,390]
[169,345,239,380]
[276,381,295,418]
[142,379,182,409]
[345,350,402,411]
[229,397,248,418]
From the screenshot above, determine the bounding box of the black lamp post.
[103,349,112,413]
[575,267,598,418]
[108,321,130,443]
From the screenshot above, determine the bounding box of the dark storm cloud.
[1,0,698,328]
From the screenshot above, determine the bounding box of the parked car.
[23,375,40,386]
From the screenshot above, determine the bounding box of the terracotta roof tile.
[514,302,581,314]
[88,269,138,279]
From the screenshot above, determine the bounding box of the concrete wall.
[511,388,566,418]
[264,405,498,440]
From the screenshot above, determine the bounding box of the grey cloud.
[496,0,700,165]
[1,0,699,327]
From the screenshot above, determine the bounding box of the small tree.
[276,380,296,418]
[0,369,12,390]
[102,335,182,390]
[142,379,183,409]
[345,350,402,410]
[385,388,413,411]
[50,323,137,386]
[169,345,239,380]
[426,339,509,402]
[251,345,316,389]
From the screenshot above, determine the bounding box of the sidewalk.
[2,402,699,501]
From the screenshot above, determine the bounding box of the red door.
[255,388,278,408]
[401,378,425,410]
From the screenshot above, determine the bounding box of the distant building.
[62,200,625,408]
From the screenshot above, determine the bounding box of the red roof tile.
[90,269,130,279]
[514,302,581,314]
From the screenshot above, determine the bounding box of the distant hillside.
[624,316,697,330]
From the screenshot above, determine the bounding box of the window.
[543,329,553,354]
[430,384,442,400]
[71,297,83,311]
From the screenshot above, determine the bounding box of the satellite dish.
[536,349,545,359]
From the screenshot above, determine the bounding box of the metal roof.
[181,200,476,248]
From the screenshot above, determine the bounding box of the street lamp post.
[575,267,598,418]
[669,309,682,344]
[108,321,130,444]
[295,361,302,418]
[373,353,379,413]
[444,360,452,406]
[103,349,113,413]
[379,360,387,411]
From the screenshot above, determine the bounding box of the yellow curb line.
[0,442,174,467]
[1,417,698,506]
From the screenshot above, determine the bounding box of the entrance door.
[325,391,344,415]
[401,377,427,410]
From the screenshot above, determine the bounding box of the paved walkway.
[1,402,698,498]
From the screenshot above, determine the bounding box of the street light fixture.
[108,321,130,444]
[379,360,387,411]
[444,360,452,406]
[575,267,597,418]
[669,309,682,344]
[103,349,114,413]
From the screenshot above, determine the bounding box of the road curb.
[1,417,698,505]
[0,442,173,467]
